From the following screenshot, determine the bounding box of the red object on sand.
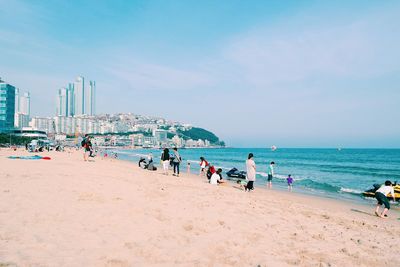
[42,157,51,160]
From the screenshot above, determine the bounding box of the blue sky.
[1,0,399,147]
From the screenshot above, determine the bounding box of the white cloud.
[105,62,213,91]
[221,8,400,88]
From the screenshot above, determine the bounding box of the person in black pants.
[172,147,182,177]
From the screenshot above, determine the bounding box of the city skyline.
[1,0,400,147]
[56,75,96,117]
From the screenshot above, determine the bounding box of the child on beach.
[237,179,247,190]
[267,161,275,188]
[374,180,396,218]
[187,162,191,174]
[287,174,294,192]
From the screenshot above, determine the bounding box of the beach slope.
[0,149,399,266]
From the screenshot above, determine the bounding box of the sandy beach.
[0,148,399,267]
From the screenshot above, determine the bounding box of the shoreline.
[113,148,398,209]
[1,148,399,266]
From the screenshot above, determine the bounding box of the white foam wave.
[340,188,362,194]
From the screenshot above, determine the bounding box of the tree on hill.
[177,127,220,144]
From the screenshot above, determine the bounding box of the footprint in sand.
[183,224,194,231]
[105,259,129,267]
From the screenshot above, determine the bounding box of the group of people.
[244,154,291,191]
[160,147,182,176]
[152,148,398,219]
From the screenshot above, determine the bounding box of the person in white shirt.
[245,153,256,191]
[210,168,224,185]
[374,180,396,218]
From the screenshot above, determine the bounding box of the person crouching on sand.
[245,153,256,192]
[209,168,224,185]
[287,174,294,192]
[374,180,396,218]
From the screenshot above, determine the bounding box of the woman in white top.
[374,180,396,218]
[245,153,256,191]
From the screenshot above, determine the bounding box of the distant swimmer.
[374,180,396,218]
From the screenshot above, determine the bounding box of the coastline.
[0,148,399,266]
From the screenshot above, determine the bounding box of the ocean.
[112,148,400,203]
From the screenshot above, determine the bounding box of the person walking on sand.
[267,161,275,188]
[172,148,182,177]
[161,148,170,175]
[245,153,256,192]
[82,135,92,162]
[374,180,396,218]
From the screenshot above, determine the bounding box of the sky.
[0,0,399,148]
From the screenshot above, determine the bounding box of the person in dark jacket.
[161,148,170,175]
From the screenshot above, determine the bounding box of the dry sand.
[0,148,399,267]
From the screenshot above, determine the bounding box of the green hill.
[177,127,224,146]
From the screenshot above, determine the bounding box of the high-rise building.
[56,87,68,116]
[57,76,96,117]
[67,83,75,116]
[85,80,96,116]
[0,79,16,132]
[14,89,30,128]
[20,92,30,116]
[14,88,20,114]
[74,76,85,116]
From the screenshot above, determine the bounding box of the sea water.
[113,148,400,203]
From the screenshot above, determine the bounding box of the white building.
[153,129,167,144]
[172,135,184,147]
[130,133,144,146]
[14,89,30,128]
[14,113,30,128]
[56,87,68,117]
[86,81,96,116]
[74,76,85,116]
[54,116,76,135]
[30,117,55,134]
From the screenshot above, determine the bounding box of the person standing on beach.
[161,148,170,175]
[199,157,208,176]
[172,148,182,177]
[287,174,294,192]
[374,180,396,218]
[187,162,191,174]
[245,153,256,192]
[82,135,92,162]
[267,161,275,188]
